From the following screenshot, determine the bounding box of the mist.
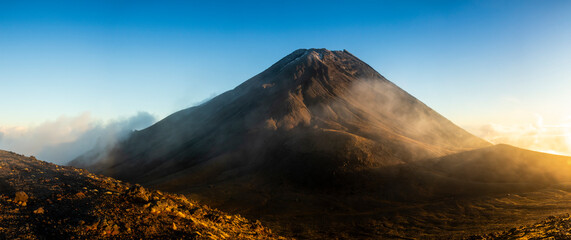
[339,78,490,153]
[347,79,571,157]
[0,112,156,165]
[469,115,571,156]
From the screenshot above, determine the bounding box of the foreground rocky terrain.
[0,150,284,239]
[471,214,571,239]
[3,146,571,239]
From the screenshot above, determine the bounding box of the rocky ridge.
[0,150,284,239]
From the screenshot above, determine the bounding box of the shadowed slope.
[425,144,571,184]
[388,144,571,199]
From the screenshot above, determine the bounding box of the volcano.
[71,49,571,239]
[72,49,488,189]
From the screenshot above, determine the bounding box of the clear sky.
[1,0,571,162]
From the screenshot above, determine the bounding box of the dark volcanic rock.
[470,214,571,239]
[124,184,150,203]
[0,150,285,239]
[14,191,28,204]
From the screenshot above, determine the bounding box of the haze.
[1,0,570,163]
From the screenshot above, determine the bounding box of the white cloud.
[0,112,156,164]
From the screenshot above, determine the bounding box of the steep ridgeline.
[71,48,489,191]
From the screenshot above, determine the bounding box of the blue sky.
[1,0,571,160]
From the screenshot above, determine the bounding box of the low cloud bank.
[470,115,571,156]
[0,112,156,165]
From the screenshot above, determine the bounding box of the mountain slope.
[382,144,571,199]
[0,150,283,239]
[68,49,571,239]
[424,144,571,185]
[71,48,489,191]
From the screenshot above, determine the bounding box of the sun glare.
[474,116,571,157]
[565,129,571,154]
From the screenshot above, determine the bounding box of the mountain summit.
[72,48,488,190]
[71,49,571,239]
